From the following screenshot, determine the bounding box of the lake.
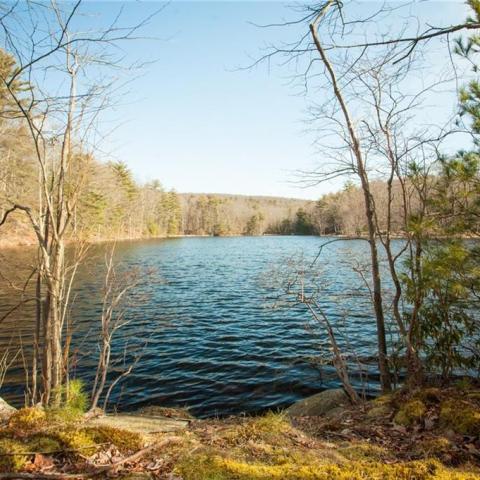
[0,236,387,417]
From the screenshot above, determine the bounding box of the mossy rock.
[415,388,443,405]
[372,393,394,406]
[56,429,98,456]
[287,389,350,417]
[367,404,392,420]
[439,400,480,436]
[136,405,193,420]
[83,425,145,453]
[0,438,29,472]
[8,407,46,433]
[0,397,16,423]
[394,399,426,427]
[466,391,480,402]
[26,434,61,454]
[455,378,474,392]
[119,475,153,480]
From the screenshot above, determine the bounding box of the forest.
[3,141,459,243]
[0,139,317,244]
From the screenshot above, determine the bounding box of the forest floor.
[1,385,480,479]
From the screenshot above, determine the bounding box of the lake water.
[0,236,386,417]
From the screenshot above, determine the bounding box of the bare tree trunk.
[309,5,391,391]
[31,270,42,405]
[306,301,359,403]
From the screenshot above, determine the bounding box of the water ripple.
[0,236,390,417]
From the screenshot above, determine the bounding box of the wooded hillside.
[0,132,317,245]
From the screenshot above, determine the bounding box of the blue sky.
[77,1,469,200]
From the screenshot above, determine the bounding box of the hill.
[179,193,315,236]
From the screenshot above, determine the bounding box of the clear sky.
[77,1,469,200]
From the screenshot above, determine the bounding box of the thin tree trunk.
[309,7,391,390]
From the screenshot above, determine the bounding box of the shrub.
[48,379,88,422]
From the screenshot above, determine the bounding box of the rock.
[88,413,189,435]
[324,407,347,419]
[286,389,350,417]
[0,397,16,423]
[136,405,193,420]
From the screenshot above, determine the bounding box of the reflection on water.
[0,236,387,417]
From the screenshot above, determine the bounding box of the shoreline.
[1,232,479,251]
[0,233,319,251]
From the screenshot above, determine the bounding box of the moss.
[57,429,97,456]
[416,388,443,405]
[8,407,46,433]
[373,393,394,406]
[416,437,453,458]
[83,426,145,453]
[366,404,392,419]
[0,438,29,472]
[439,399,480,435]
[175,454,479,480]
[394,399,427,426]
[340,442,390,462]
[26,434,61,454]
[225,413,291,446]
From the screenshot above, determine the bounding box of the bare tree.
[269,249,361,403]
[0,0,158,405]
[90,246,141,412]
[251,0,477,391]
[305,1,392,390]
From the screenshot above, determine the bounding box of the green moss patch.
[394,399,427,426]
[439,399,480,435]
[0,438,29,472]
[8,407,46,434]
[339,442,390,462]
[175,454,479,480]
[26,434,61,454]
[56,429,98,456]
[83,425,145,453]
[223,413,292,447]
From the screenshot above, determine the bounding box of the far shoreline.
[1,232,478,252]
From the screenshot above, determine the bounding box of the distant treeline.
[180,193,315,236]
[0,138,320,242]
[0,138,426,245]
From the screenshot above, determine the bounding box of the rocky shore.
[0,385,480,479]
